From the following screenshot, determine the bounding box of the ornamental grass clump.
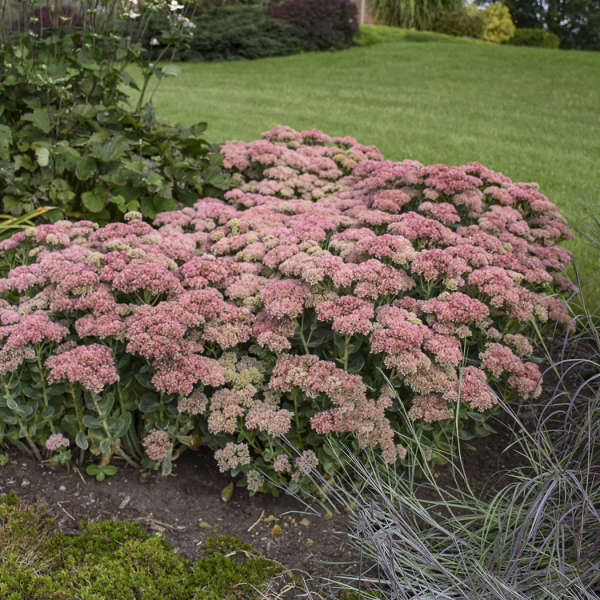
[304,284,600,599]
[0,126,574,494]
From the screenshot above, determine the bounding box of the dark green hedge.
[145,4,301,62]
[508,27,560,48]
[432,8,485,39]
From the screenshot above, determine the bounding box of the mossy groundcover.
[0,492,286,600]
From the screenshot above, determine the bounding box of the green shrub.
[370,0,463,30]
[508,27,561,48]
[268,0,359,51]
[0,29,231,224]
[181,5,301,61]
[432,6,485,38]
[481,2,516,43]
[0,494,284,600]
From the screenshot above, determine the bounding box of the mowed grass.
[144,27,600,303]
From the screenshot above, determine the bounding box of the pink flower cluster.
[0,126,573,490]
[142,429,172,461]
[46,344,119,394]
[45,433,70,451]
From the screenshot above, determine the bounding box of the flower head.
[143,430,172,461]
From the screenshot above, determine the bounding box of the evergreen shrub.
[481,2,516,43]
[432,6,486,39]
[143,4,301,61]
[509,27,561,48]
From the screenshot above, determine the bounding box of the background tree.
[480,0,600,49]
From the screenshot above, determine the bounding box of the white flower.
[168,0,183,11]
[150,37,160,46]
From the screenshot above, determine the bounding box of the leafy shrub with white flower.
[0,126,573,494]
[0,0,230,225]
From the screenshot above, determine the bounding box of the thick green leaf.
[75,430,89,450]
[139,392,160,414]
[0,124,11,160]
[220,481,234,503]
[34,146,50,167]
[82,414,102,429]
[89,136,130,163]
[109,412,132,438]
[23,109,51,134]
[99,437,112,454]
[0,408,18,425]
[81,188,107,213]
[41,406,56,420]
[76,156,97,181]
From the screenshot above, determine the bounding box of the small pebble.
[59,485,66,492]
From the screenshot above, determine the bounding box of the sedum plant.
[0,126,573,495]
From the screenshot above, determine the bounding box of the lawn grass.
[144,27,600,304]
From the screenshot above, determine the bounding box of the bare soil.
[0,414,527,596]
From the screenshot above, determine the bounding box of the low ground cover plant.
[0,492,283,599]
[0,126,573,495]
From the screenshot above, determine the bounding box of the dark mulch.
[0,414,527,594]
[0,447,355,593]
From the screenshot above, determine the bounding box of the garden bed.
[0,414,525,583]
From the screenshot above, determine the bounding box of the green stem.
[36,349,50,412]
[343,334,350,371]
[92,394,112,441]
[115,381,137,457]
[116,446,139,468]
[292,388,300,430]
[298,316,310,354]
[136,44,172,111]
[3,381,41,460]
[69,384,86,463]
[159,393,165,426]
